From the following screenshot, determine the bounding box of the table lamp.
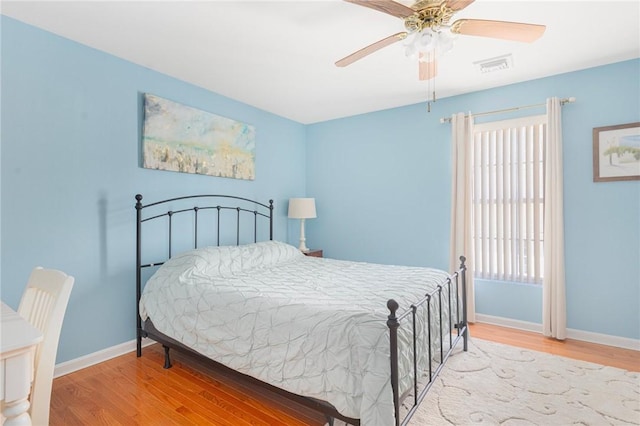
[288,198,316,252]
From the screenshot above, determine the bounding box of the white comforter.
[140,241,452,425]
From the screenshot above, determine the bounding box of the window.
[472,115,547,284]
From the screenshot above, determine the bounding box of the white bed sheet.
[139,241,453,425]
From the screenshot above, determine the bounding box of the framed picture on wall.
[593,122,640,182]
[141,93,256,180]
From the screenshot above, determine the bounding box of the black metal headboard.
[135,193,274,351]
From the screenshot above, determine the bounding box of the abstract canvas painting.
[142,94,255,180]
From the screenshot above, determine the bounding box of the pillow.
[235,240,303,271]
[163,240,302,279]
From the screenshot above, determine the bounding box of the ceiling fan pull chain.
[433,73,437,103]
[426,71,436,113]
[427,77,431,112]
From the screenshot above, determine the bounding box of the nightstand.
[303,249,323,258]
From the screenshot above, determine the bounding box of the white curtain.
[543,97,567,339]
[449,112,476,323]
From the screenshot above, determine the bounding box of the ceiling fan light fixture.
[406,28,456,61]
[403,32,419,58]
[418,31,434,48]
[437,30,455,54]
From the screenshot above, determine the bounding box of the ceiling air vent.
[474,54,514,74]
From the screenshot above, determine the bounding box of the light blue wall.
[1,17,307,363]
[306,104,452,269]
[307,59,640,340]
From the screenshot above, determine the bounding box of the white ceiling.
[2,1,639,124]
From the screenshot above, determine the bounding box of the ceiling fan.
[336,0,546,81]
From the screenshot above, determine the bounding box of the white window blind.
[472,115,547,284]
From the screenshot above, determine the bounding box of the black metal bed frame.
[135,193,468,426]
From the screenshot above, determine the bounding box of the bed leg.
[136,335,142,357]
[462,321,469,352]
[163,345,172,369]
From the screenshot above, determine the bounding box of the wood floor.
[50,323,639,425]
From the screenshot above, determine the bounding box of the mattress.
[139,241,452,425]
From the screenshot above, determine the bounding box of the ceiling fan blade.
[344,0,416,19]
[418,52,438,81]
[451,19,546,43]
[444,0,475,12]
[336,32,408,67]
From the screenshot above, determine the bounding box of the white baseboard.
[475,314,640,351]
[54,338,154,378]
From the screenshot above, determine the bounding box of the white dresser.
[1,302,43,426]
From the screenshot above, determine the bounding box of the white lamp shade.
[288,198,317,219]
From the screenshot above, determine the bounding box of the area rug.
[335,338,640,425]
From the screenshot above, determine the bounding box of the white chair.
[18,267,74,426]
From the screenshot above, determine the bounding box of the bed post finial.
[387,299,399,316]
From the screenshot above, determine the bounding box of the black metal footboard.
[387,256,468,426]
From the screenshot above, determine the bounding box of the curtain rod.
[439,97,576,124]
